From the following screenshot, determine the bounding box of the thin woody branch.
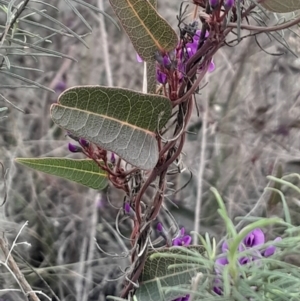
[227,15,300,33]
[0,235,41,301]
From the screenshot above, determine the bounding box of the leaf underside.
[109,0,178,62]
[50,86,172,170]
[15,158,108,190]
[135,246,205,301]
[260,0,300,12]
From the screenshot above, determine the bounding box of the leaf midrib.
[52,103,155,136]
[141,266,199,284]
[119,0,162,52]
[17,160,107,176]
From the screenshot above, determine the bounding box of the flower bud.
[68,143,82,153]
[156,69,167,84]
[157,222,163,232]
[224,0,234,9]
[124,202,136,219]
[79,138,89,147]
[209,0,219,9]
[110,152,116,164]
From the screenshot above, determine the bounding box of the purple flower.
[172,228,192,247]
[180,30,215,75]
[214,228,281,295]
[124,202,135,219]
[110,152,116,164]
[156,69,167,84]
[79,138,89,147]
[185,30,209,57]
[136,53,143,63]
[263,237,282,257]
[224,0,234,9]
[219,229,281,261]
[124,202,131,214]
[68,143,82,153]
[136,52,169,84]
[240,228,265,250]
[213,278,224,295]
[215,256,229,268]
[157,222,163,232]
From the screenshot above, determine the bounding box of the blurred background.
[0,1,300,300]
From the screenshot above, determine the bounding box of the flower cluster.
[137,28,215,85]
[214,228,282,295]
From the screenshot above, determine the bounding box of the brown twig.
[0,235,41,301]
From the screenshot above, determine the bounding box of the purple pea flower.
[156,222,171,244]
[214,228,281,295]
[263,237,282,257]
[172,227,192,247]
[241,228,265,249]
[182,30,215,74]
[156,69,167,84]
[136,52,169,84]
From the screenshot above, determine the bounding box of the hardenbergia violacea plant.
[15,0,300,300]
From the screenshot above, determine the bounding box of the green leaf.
[135,246,205,301]
[260,0,300,12]
[109,0,178,62]
[15,158,108,190]
[50,86,172,170]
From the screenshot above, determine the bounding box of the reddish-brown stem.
[134,168,158,223]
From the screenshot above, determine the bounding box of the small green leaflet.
[15,158,108,190]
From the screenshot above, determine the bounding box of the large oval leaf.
[50,86,172,170]
[109,0,178,62]
[261,0,300,12]
[15,158,108,190]
[135,246,205,301]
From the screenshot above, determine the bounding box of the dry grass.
[0,1,300,300]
